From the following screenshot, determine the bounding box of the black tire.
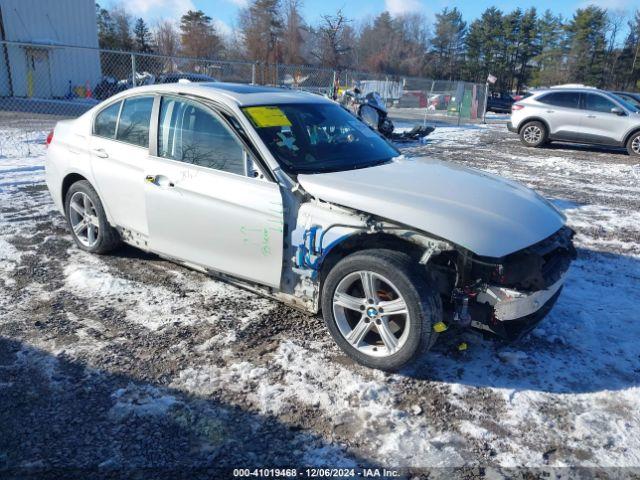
[519,121,548,148]
[321,249,442,371]
[626,131,640,157]
[64,180,120,254]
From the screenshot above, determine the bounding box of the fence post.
[457,82,462,127]
[131,53,136,87]
[481,82,489,124]
[251,62,256,85]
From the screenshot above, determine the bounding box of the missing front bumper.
[459,273,567,341]
[477,273,567,321]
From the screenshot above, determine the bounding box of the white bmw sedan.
[46,82,575,370]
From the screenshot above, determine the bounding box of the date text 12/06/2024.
[233,468,403,478]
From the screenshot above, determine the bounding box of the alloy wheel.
[523,125,542,144]
[332,270,411,357]
[632,135,640,154]
[69,191,100,248]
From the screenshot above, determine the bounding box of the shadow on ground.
[0,337,368,479]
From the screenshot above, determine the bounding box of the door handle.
[145,175,174,188]
[587,115,596,118]
[92,148,108,158]
[546,110,555,113]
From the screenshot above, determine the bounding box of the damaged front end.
[287,193,575,343]
[447,226,576,340]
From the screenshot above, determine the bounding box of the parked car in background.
[508,86,640,156]
[513,92,533,102]
[612,91,640,110]
[155,72,217,84]
[486,92,514,113]
[45,82,575,371]
[94,76,127,101]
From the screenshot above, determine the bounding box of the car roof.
[528,87,610,97]
[161,72,214,79]
[113,82,331,107]
[612,91,640,97]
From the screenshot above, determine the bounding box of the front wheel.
[626,132,640,157]
[519,121,548,148]
[321,249,442,371]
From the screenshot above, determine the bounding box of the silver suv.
[508,87,640,156]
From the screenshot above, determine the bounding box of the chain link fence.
[0,40,487,125]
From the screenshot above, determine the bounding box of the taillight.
[45,130,54,147]
[512,104,524,111]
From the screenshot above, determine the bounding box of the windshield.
[611,93,640,112]
[242,103,399,174]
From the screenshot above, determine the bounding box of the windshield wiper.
[295,157,393,174]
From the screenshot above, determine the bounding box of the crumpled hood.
[298,157,565,258]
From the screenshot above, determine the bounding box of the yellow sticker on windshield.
[244,106,292,128]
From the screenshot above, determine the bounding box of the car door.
[580,93,629,145]
[90,95,154,237]
[144,96,284,288]
[535,91,582,138]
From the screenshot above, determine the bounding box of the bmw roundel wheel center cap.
[366,307,378,319]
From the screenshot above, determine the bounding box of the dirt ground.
[1,117,639,479]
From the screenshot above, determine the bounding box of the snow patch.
[109,384,179,420]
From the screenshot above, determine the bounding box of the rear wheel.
[65,180,120,254]
[626,131,640,157]
[321,249,442,371]
[519,121,548,148]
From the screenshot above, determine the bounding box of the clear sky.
[122,0,635,35]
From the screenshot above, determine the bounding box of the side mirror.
[611,107,626,116]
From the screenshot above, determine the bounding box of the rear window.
[94,101,121,138]
[538,92,580,109]
[116,96,154,147]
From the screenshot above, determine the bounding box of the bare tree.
[313,9,354,69]
[282,0,306,64]
[240,0,283,83]
[604,11,627,87]
[110,5,134,51]
[154,21,180,72]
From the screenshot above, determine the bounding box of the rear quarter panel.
[45,115,98,215]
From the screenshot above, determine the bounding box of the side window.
[584,94,616,113]
[94,101,121,138]
[538,92,579,109]
[116,96,154,147]
[158,97,246,176]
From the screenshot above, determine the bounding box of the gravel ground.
[1,118,639,479]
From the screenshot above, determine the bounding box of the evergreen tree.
[358,12,396,72]
[514,8,539,91]
[134,18,153,53]
[464,8,504,85]
[111,6,134,51]
[617,11,640,90]
[240,0,283,64]
[96,3,117,49]
[531,10,569,87]
[180,10,222,59]
[430,7,466,80]
[566,6,608,87]
[502,8,523,90]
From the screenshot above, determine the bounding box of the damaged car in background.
[45,82,576,371]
